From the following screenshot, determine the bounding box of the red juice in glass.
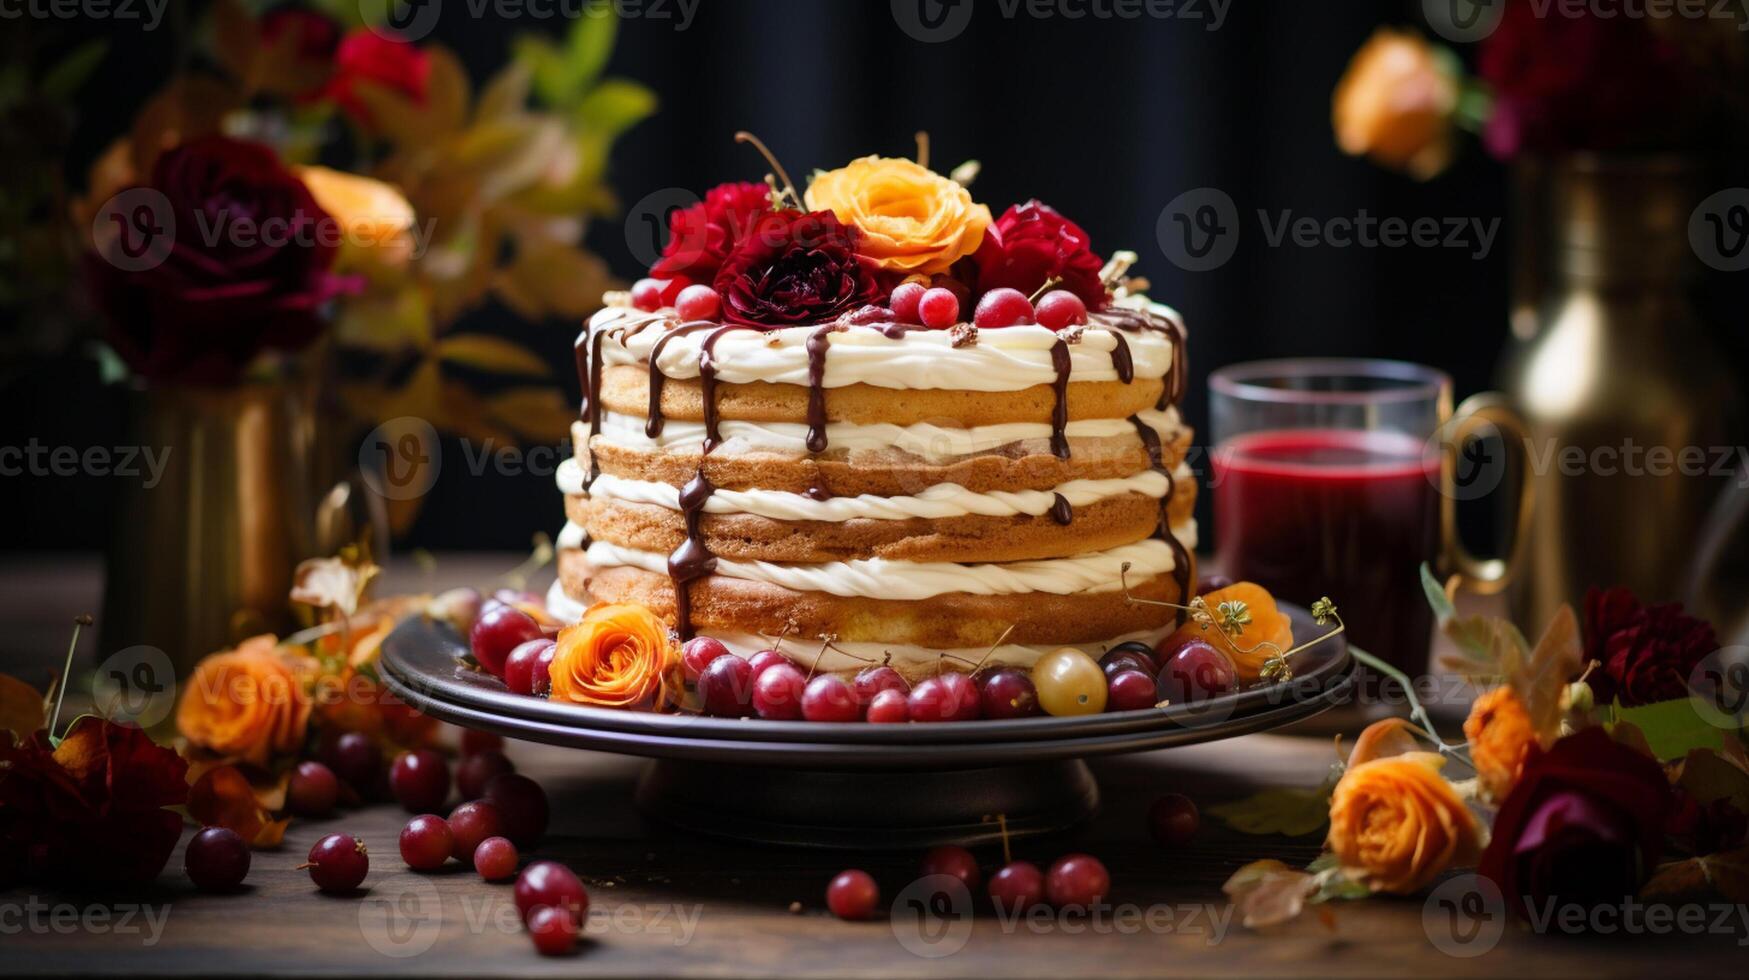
[1212,428,1441,669]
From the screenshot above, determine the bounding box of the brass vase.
[1499,155,1743,630]
[100,379,354,675]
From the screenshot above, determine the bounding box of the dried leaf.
[1642,848,1749,902]
[1348,717,1426,768]
[1679,748,1749,814]
[483,386,577,445]
[492,243,612,321]
[475,61,533,122]
[1208,785,1333,837]
[0,673,47,742]
[290,554,381,618]
[187,765,288,848]
[434,334,551,377]
[1518,604,1582,745]
[1223,860,1319,928]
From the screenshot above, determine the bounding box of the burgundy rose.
[713,210,880,326]
[87,135,345,385]
[972,200,1108,310]
[1582,586,1716,707]
[1477,3,1694,158]
[651,181,771,282]
[260,7,342,100]
[323,29,431,125]
[1480,727,1672,920]
[0,717,189,886]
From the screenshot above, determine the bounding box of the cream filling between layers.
[586,301,1180,392]
[559,459,1188,522]
[580,407,1182,462]
[562,526,1196,601]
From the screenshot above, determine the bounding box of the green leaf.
[1613,697,1729,760]
[563,8,618,96]
[40,39,110,103]
[571,78,656,141]
[1420,562,1454,620]
[1208,778,1337,837]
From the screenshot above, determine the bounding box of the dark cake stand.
[379,605,1353,849]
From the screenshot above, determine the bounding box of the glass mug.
[1209,359,1530,674]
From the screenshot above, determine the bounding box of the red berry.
[630,277,663,311]
[681,636,731,682]
[917,287,960,329]
[1044,853,1109,908]
[288,760,340,817]
[400,814,454,871]
[987,860,1045,913]
[304,833,369,893]
[1099,647,1156,679]
[852,665,909,705]
[907,672,980,722]
[826,869,880,920]
[920,845,981,891]
[460,729,503,758]
[326,732,383,798]
[698,655,755,718]
[1148,794,1200,848]
[514,860,589,924]
[1156,641,1236,704]
[973,287,1035,328]
[1034,290,1088,330]
[889,281,927,322]
[448,800,505,862]
[675,283,721,320]
[474,836,519,881]
[504,638,558,696]
[657,276,691,306]
[801,674,861,722]
[752,663,807,721]
[185,827,250,892]
[470,604,543,677]
[1107,670,1158,712]
[978,668,1040,719]
[456,750,515,801]
[390,749,451,813]
[528,905,579,956]
[484,773,550,847]
[865,688,910,723]
[746,649,795,679]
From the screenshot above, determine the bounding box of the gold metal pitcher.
[1498,155,1743,629]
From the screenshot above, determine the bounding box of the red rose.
[260,7,342,100]
[651,181,771,282]
[713,210,880,326]
[1582,587,1716,707]
[1480,727,1672,919]
[1477,3,1693,158]
[87,135,345,385]
[323,29,431,125]
[0,717,189,886]
[972,200,1108,310]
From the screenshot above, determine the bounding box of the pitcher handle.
[1439,392,1534,596]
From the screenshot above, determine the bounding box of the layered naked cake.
[547,151,1195,678]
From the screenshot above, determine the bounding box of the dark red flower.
[0,717,189,886]
[260,7,342,100]
[1582,587,1716,707]
[712,210,879,326]
[651,181,771,282]
[1480,726,1672,919]
[972,200,1108,310]
[1666,787,1749,856]
[86,135,345,385]
[323,29,431,125]
[1477,3,1695,158]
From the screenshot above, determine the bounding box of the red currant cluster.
[630,275,722,320]
[630,272,1092,333]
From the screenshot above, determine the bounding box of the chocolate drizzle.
[697,325,756,453]
[1048,337,1072,460]
[1049,493,1073,526]
[1096,307,1185,410]
[644,320,715,438]
[581,330,606,489]
[1130,414,1191,623]
[667,470,718,640]
[805,325,837,453]
[1105,329,1134,384]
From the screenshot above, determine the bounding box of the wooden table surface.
[3,555,1744,977]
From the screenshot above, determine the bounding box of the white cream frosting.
[584,303,1178,392]
[579,407,1182,462]
[571,528,1195,601]
[562,461,1188,522]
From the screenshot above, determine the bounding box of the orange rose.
[1164,582,1294,683]
[1332,29,1459,180]
[1463,686,1534,802]
[804,156,990,275]
[176,635,315,767]
[1327,752,1482,894]
[549,604,681,710]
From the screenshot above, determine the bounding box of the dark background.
[4,0,1522,553]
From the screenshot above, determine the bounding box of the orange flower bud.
[1463,685,1535,802]
[1332,29,1459,180]
[1327,752,1482,894]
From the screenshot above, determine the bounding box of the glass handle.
[1438,392,1534,596]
